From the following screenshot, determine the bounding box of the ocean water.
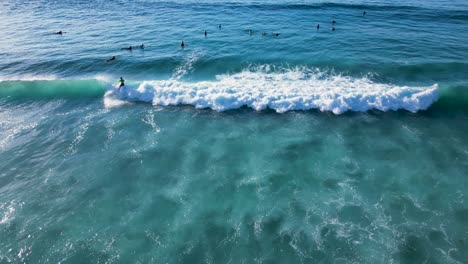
[1,0,468,263]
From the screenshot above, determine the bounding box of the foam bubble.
[110,67,439,114]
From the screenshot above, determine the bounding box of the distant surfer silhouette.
[181,41,185,48]
[204,30,207,37]
[128,44,144,49]
[317,24,320,30]
[119,77,125,88]
[363,11,366,16]
[55,31,64,35]
[107,56,116,62]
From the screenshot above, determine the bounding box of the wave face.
[0,79,105,98]
[108,67,438,114]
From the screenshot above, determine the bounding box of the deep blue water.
[0,0,468,263]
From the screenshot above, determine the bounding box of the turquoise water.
[1,0,468,263]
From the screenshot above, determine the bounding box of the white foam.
[103,90,133,108]
[0,74,113,83]
[172,50,205,80]
[108,67,439,114]
[94,74,114,83]
[0,74,57,82]
[0,205,15,224]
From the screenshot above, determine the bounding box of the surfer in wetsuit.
[181,41,185,48]
[122,46,132,50]
[107,56,116,62]
[55,31,63,35]
[119,77,125,88]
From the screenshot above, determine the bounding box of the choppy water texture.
[1,0,468,263]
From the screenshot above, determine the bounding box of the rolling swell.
[0,69,452,114]
[3,70,466,115]
[137,1,468,13]
[0,79,105,99]
[247,3,434,11]
[2,59,468,84]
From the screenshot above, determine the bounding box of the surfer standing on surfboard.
[119,77,125,88]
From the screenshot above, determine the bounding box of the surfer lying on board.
[119,77,125,88]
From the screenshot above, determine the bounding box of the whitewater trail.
[171,50,205,81]
[105,66,439,114]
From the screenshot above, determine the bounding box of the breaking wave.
[107,67,439,114]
